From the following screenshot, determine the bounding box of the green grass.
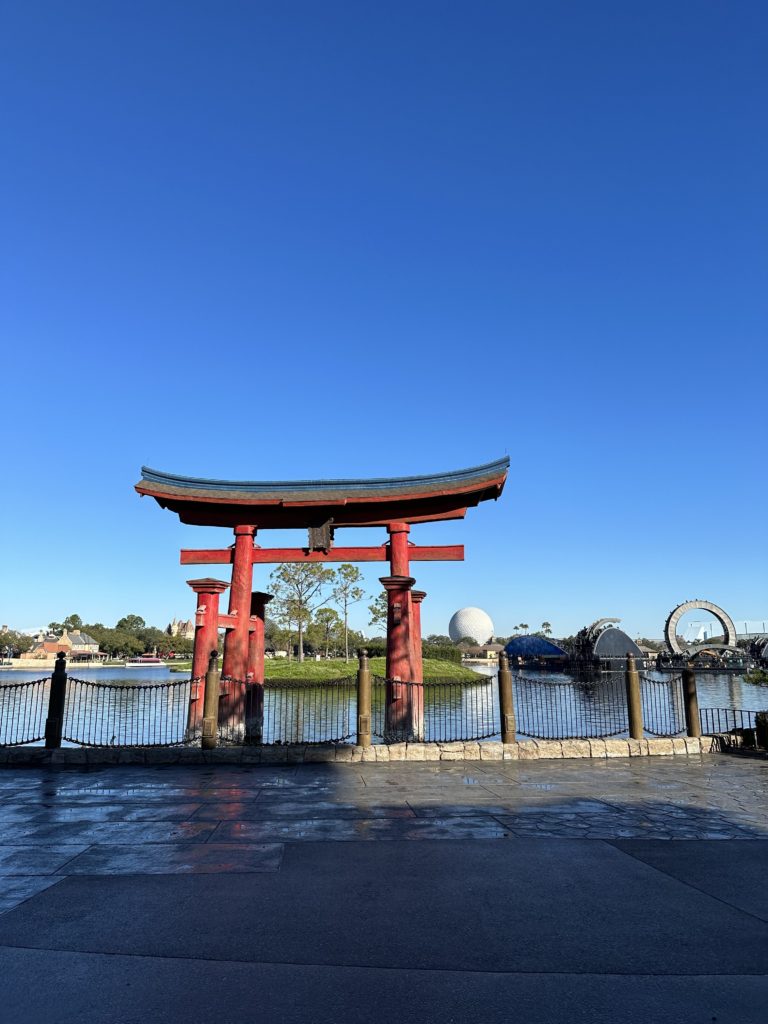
[172,657,485,682]
[745,669,768,685]
[270,657,484,681]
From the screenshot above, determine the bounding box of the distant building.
[462,642,504,661]
[683,619,768,642]
[167,617,195,640]
[25,629,106,662]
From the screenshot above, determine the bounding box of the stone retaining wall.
[0,736,720,767]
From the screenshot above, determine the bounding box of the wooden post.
[44,652,67,749]
[245,592,272,744]
[221,525,256,681]
[357,648,372,747]
[201,650,221,750]
[682,663,701,738]
[410,590,426,683]
[221,525,255,735]
[380,573,416,739]
[497,651,516,743]
[186,578,228,735]
[624,654,644,740]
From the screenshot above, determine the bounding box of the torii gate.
[135,458,509,738]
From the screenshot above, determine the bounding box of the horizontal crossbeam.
[181,544,464,565]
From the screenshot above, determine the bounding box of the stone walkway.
[0,754,766,1021]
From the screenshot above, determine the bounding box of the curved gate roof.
[135,457,509,529]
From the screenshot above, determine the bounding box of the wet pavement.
[0,754,766,1021]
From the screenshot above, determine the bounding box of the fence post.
[44,652,67,749]
[624,654,644,740]
[201,650,221,750]
[498,651,516,743]
[357,648,372,747]
[682,663,701,738]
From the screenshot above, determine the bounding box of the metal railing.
[3,653,765,751]
[512,672,628,740]
[699,707,755,735]
[63,677,191,746]
[371,676,499,742]
[216,676,357,745]
[0,677,49,745]
[640,673,686,736]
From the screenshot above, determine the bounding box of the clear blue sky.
[2,1,766,639]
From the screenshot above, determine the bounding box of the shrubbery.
[359,642,461,664]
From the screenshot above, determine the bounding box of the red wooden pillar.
[247,592,272,682]
[186,578,229,734]
[410,590,426,683]
[388,522,411,576]
[381,574,417,739]
[245,591,272,744]
[408,590,426,741]
[221,525,256,733]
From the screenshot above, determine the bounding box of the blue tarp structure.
[504,635,567,659]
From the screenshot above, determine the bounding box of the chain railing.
[512,672,628,739]
[216,676,357,745]
[0,677,49,745]
[640,673,686,736]
[371,676,499,742]
[62,677,192,746]
[3,653,764,751]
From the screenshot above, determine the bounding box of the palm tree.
[541,621,552,636]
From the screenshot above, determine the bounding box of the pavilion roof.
[135,458,509,529]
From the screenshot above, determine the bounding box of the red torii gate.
[135,458,508,738]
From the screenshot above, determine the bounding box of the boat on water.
[123,655,168,668]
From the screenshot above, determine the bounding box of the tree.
[332,564,365,662]
[269,564,335,663]
[426,634,452,645]
[540,622,552,636]
[116,614,146,634]
[518,623,529,634]
[368,591,388,631]
[312,607,343,658]
[0,630,33,657]
[48,613,82,634]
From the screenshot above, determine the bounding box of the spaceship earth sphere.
[448,607,494,644]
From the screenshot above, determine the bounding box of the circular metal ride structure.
[664,600,737,655]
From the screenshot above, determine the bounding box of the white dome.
[448,607,494,644]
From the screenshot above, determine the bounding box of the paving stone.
[535,741,563,759]
[604,741,631,758]
[405,743,426,761]
[0,846,90,875]
[560,740,591,758]
[647,739,674,756]
[0,875,65,914]
[61,843,284,875]
[479,742,503,760]
[0,821,216,845]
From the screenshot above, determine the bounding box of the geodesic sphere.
[448,607,494,644]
